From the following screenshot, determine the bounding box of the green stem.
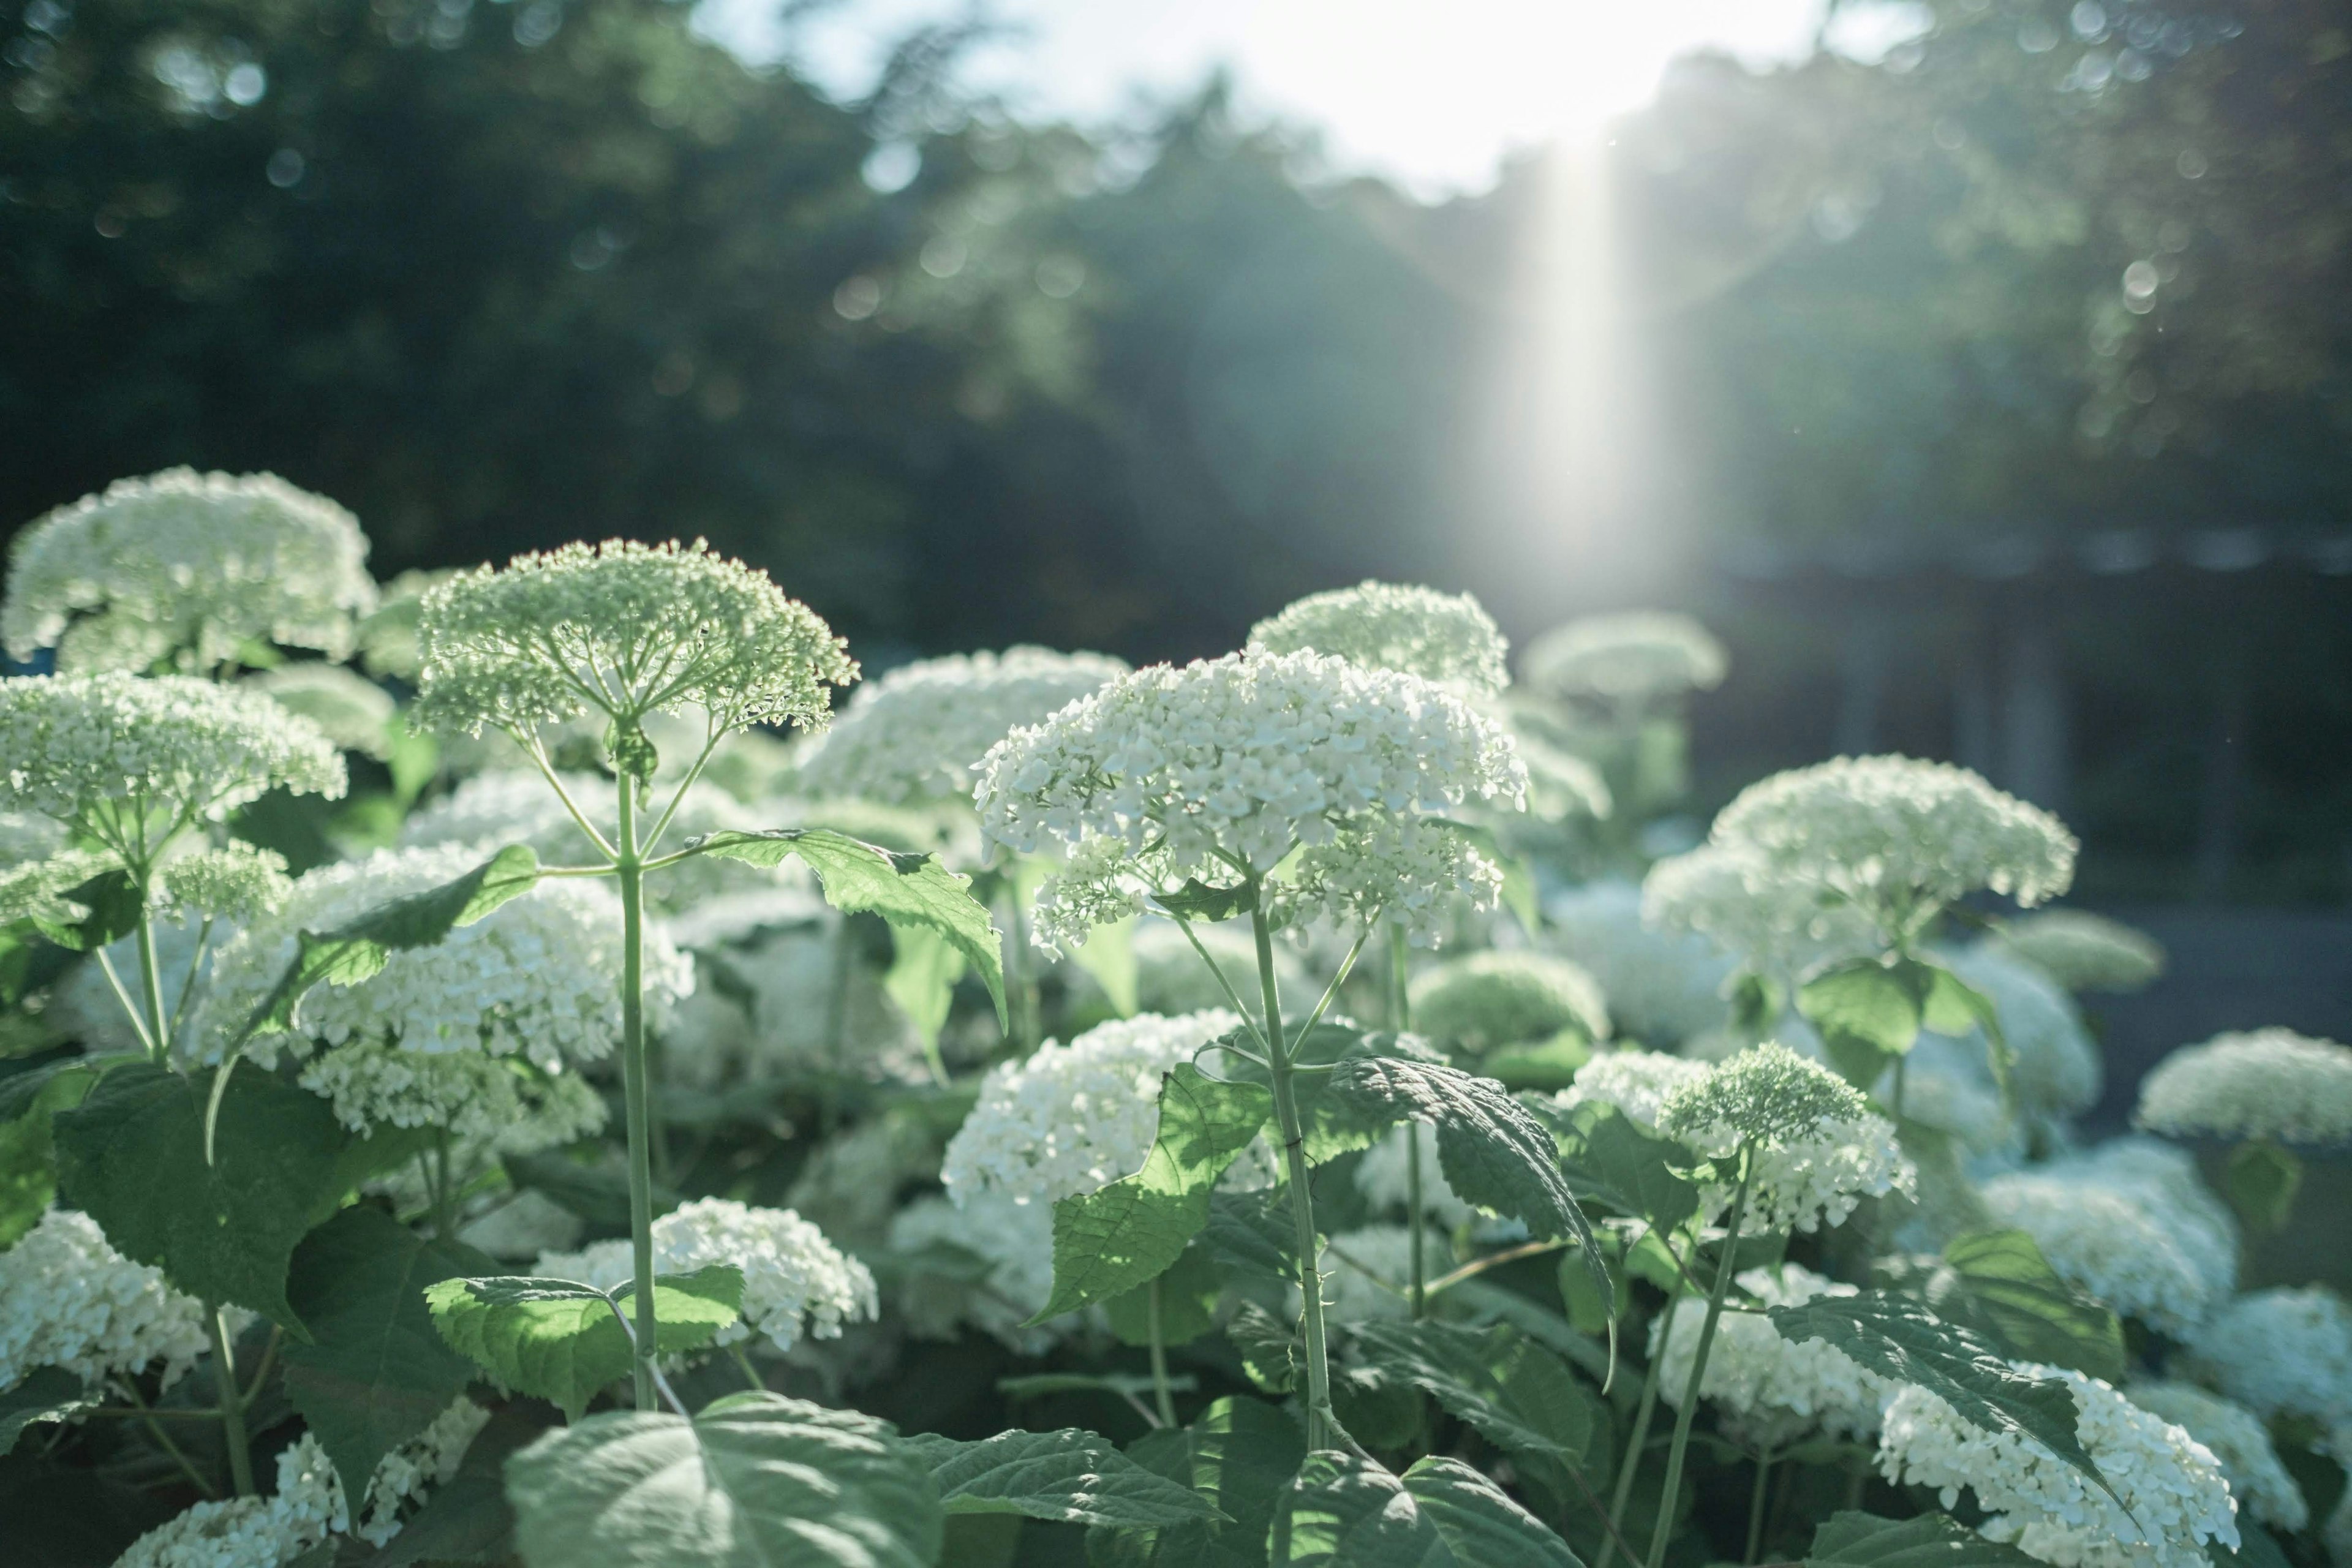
[1253,884,1335,1450]
[1892,1055,1907,1123]
[1007,889,1036,1055]
[616,783,658,1415]
[1645,1159,1754,1568]
[1745,1444,1774,1564]
[208,1306,254,1497]
[134,903,172,1066]
[1388,922,1425,1321]
[729,1344,767,1392]
[431,1129,457,1238]
[1594,1300,1672,1568]
[1147,1276,1177,1428]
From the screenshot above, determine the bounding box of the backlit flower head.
[2135,1028,2352,1148]
[1642,843,1878,979]
[159,842,292,924]
[1980,1150,2237,1337]
[293,1037,608,1155]
[974,648,1526,951]
[1991,911,2165,994]
[1521,611,1726,703]
[535,1198,876,1355]
[1877,1363,2238,1568]
[249,663,398,760]
[1655,1264,1890,1446]
[1656,1040,1913,1234]
[1246,581,1510,696]
[2127,1381,2307,1533]
[0,1208,212,1393]
[1408,949,1607,1055]
[414,539,856,774]
[3,469,375,674]
[1544,880,1732,1046]
[794,646,1129,803]
[2180,1287,2352,1428]
[1707,756,2077,941]
[0,674,346,845]
[1557,1049,1713,1134]
[942,1010,1245,1206]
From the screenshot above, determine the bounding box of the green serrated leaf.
[903,1428,1225,1528]
[1561,1101,1699,1234]
[1106,1243,1224,1348]
[1099,1396,1308,1568]
[2223,1141,2303,1234]
[883,922,966,1052]
[1203,1188,1297,1283]
[1805,1509,2042,1564]
[1035,1064,1272,1321]
[1798,957,1931,1088]
[281,1205,497,1499]
[1932,1230,2127,1384]
[244,845,543,1041]
[54,1060,349,1330]
[505,1392,942,1568]
[1152,880,1254,923]
[423,1266,743,1421]
[1270,1452,1578,1567]
[689,827,1008,1028]
[1768,1291,2116,1506]
[0,1366,92,1454]
[1346,1320,1604,1507]
[1324,1053,1610,1309]
[1227,1300,1302,1395]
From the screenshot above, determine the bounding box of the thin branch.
[1424,1237,1570,1297]
[517,733,618,861]
[92,948,157,1056]
[1294,929,1369,1039]
[641,725,725,858]
[1167,913,1270,1052]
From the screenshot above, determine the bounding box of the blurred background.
[2,0,2348,940]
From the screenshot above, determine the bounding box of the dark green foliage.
[903,1427,1224,1528]
[424,1267,744,1422]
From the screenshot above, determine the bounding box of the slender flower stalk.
[1595,1300,1674,1568]
[1646,1155,1754,1568]
[1388,921,1428,1321]
[1251,880,1338,1449]
[208,1306,254,1497]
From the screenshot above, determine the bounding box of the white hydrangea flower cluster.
[248,663,398,759]
[0,673,346,831]
[1407,949,1608,1055]
[887,1191,1060,1352]
[159,842,292,924]
[2126,1381,2307,1532]
[293,1037,608,1153]
[1979,1155,2238,1337]
[1557,1049,1713,1134]
[2135,1028,2352,1147]
[197,846,690,1078]
[415,538,857,742]
[115,1400,488,1566]
[2,469,376,674]
[975,649,1526,952]
[1317,1225,1428,1324]
[1990,911,2165,994]
[1355,1123,1480,1227]
[1642,843,1879,979]
[941,1011,1245,1206]
[1943,947,2103,1128]
[1706,756,2078,938]
[1246,581,1510,696]
[0,1208,213,1393]
[1654,1264,1890,1446]
[1521,611,1727,703]
[1544,880,1732,1046]
[794,646,1130,802]
[535,1198,877,1354]
[1877,1364,2238,1568]
[2180,1287,2352,1428]
[1656,1041,1914,1234]
[0,847,116,928]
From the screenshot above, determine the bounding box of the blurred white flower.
[2180,1286,2352,1428]
[1407,949,1607,1055]
[1544,880,1732,1046]
[1642,842,1877,979]
[2136,1028,2352,1148]
[1654,1264,1890,1446]
[1980,1150,2237,1337]
[1247,581,1509,696]
[1986,911,2164,994]
[2127,1380,2307,1532]
[1316,1225,1430,1324]
[247,663,397,758]
[0,1208,212,1395]
[1557,1049,1712,1134]
[1354,1123,1479,1227]
[1521,611,1725,704]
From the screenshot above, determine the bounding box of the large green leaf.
[1929,1230,2127,1384]
[1325,1052,1610,1306]
[1034,1063,1271,1321]
[29,867,144,953]
[902,1428,1224,1528]
[1202,1188,1298,1283]
[1805,1509,2041,1565]
[1268,1452,1578,1567]
[0,1368,92,1455]
[504,1392,942,1568]
[1348,1321,1599,1468]
[281,1205,496,1498]
[424,1267,744,1421]
[883,922,966,1052]
[1558,1101,1699,1234]
[1095,1396,1308,1568]
[1226,1300,1302,1395]
[1768,1291,2114,1502]
[1106,1243,1223,1348]
[53,1060,348,1330]
[243,845,543,1041]
[687,827,1006,1027]
[1797,957,1931,1088]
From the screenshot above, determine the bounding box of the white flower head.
[942,1010,1244,1207]
[1545,880,1732,1046]
[1877,1364,2239,1568]
[1521,611,1726,703]
[974,648,1526,951]
[888,1191,1060,1353]
[1656,1040,1913,1234]
[159,842,292,924]
[249,663,398,759]
[1708,756,2078,940]
[1642,843,1879,979]
[794,646,1129,803]
[0,1208,212,1393]
[197,845,690,1078]
[293,1038,608,1154]
[0,673,346,844]
[1991,911,2165,994]
[2127,1381,2308,1533]
[1654,1264,1890,1446]
[535,1199,876,1355]
[3,469,375,674]
[2180,1287,2352,1428]
[414,540,857,774]
[1557,1049,1713,1134]
[1980,1150,2237,1337]
[2135,1028,2352,1148]
[1246,581,1510,696]
[1408,949,1608,1055]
